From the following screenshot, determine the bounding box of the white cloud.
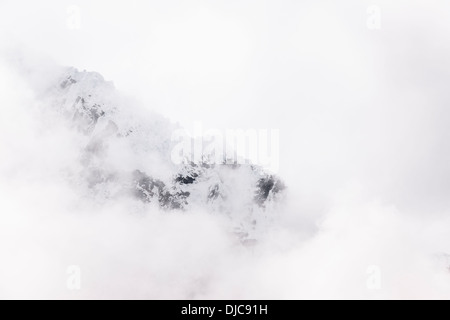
[2,0,450,299]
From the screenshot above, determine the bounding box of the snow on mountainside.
[39,67,285,241]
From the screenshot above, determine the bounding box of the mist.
[1,1,450,299]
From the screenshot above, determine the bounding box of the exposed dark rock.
[133,170,166,202]
[60,76,77,89]
[175,174,198,185]
[255,176,285,207]
[208,184,221,201]
[133,170,190,210]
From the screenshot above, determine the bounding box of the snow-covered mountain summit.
[41,67,285,240]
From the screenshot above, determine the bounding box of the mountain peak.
[42,67,285,241]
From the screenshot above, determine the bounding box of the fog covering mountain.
[3,28,450,298]
[32,66,285,241]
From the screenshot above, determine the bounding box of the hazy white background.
[1,0,450,299]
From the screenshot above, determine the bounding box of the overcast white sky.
[2,0,450,299]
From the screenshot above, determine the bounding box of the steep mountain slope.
[40,67,285,240]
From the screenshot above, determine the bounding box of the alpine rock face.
[39,67,285,241]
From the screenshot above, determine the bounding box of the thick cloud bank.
[1,1,450,299]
